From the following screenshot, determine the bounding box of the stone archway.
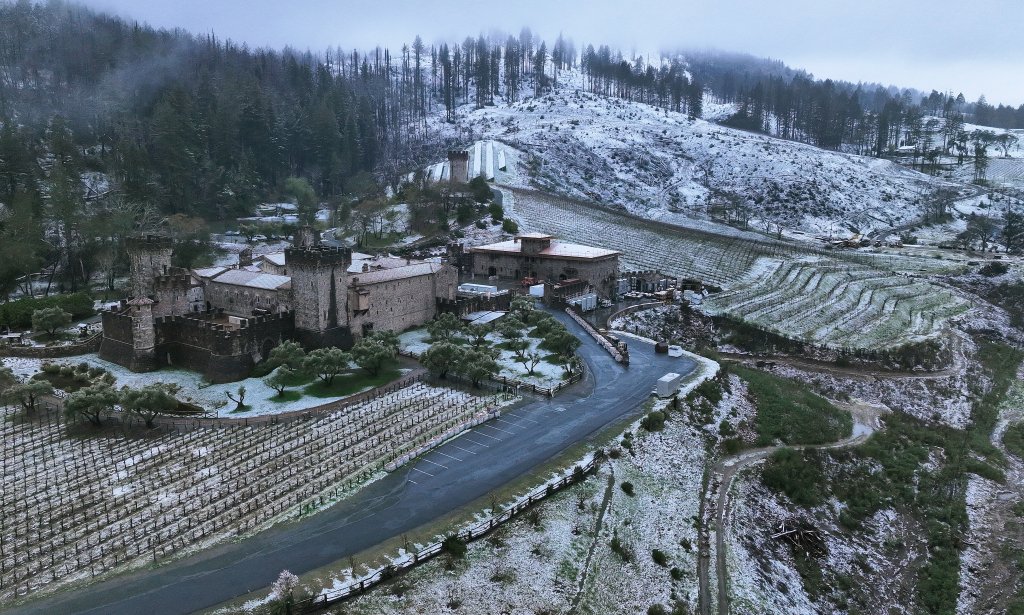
[260,339,275,362]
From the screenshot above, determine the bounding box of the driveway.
[9,310,695,615]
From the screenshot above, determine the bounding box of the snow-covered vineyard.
[507,189,967,350]
[0,383,504,601]
[704,258,968,349]
[458,77,953,236]
[422,139,508,183]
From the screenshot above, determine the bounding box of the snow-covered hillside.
[445,70,957,237]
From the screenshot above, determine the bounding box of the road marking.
[434,450,463,462]
[407,479,419,485]
[411,467,434,477]
[494,417,524,428]
[420,458,449,470]
[471,430,502,441]
[451,445,478,455]
[481,424,516,436]
[506,413,541,424]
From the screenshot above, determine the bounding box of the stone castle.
[100,234,457,382]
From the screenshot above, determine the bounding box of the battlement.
[448,150,469,160]
[126,234,174,251]
[153,272,195,289]
[154,310,294,336]
[285,245,353,268]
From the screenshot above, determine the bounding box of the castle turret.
[448,151,469,184]
[285,245,353,348]
[126,297,157,371]
[127,235,173,299]
[294,225,319,249]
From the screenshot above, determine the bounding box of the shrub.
[608,447,622,459]
[652,549,669,567]
[979,261,1009,277]
[641,410,666,432]
[42,363,60,374]
[670,567,684,581]
[761,448,825,507]
[610,530,632,561]
[0,292,94,329]
[1004,423,1024,459]
[620,481,635,496]
[59,366,74,377]
[441,534,467,559]
[722,438,744,454]
[76,362,89,373]
[648,605,668,615]
[502,218,519,234]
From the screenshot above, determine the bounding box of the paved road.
[8,311,695,615]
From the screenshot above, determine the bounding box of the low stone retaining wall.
[0,334,102,359]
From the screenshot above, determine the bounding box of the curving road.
[8,310,695,615]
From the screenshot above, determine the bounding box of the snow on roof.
[193,266,227,279]
[210,269,291,291]
[262,252,287,266]
[127,297,155,306]
[462,310,507,325]
[350,262,445,285]
[516,232,554,240]
[470,239,620,259]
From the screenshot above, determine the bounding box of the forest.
[1,0,1021,300]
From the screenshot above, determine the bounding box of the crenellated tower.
[126,235,173,299]
[285,245,353,348]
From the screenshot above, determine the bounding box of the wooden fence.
[296,456,602,613]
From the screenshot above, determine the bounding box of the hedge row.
[0,293,95,329]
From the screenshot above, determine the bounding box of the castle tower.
[294,225,319,249]
[285,245,353,348]
[151,270,195,318]
[448,151,469,184]
[126,235,173,299]
[126,297,157,371]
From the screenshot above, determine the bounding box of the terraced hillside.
[507,189,968,350]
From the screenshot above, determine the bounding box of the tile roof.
[350,262,445,285]
[261,252,287,266]
[210,269,292,291]
[470,239,620,259]
[192,266,227,279]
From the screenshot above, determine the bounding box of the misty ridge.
[1,0,1022,229]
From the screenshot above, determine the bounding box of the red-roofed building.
[468,234,620,299]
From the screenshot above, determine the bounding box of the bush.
[648,605,667,615]
[610,530,633,561]
[441,534,467,559]
[641,410,666,432]
[502,219,519,234]
[0,292,94,329]
[620,481,635,496]
[670,567,684,581]
[722,438,744,454]
[1004,423,1024,459]
[761,448,825,507]
[652,549,669,567]
[488,202,504,220]
[979,261,1009,277]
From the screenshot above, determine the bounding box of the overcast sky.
[82,0,1024,106]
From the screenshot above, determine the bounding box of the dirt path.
[566,470,616,614]
[697,400,886,615]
